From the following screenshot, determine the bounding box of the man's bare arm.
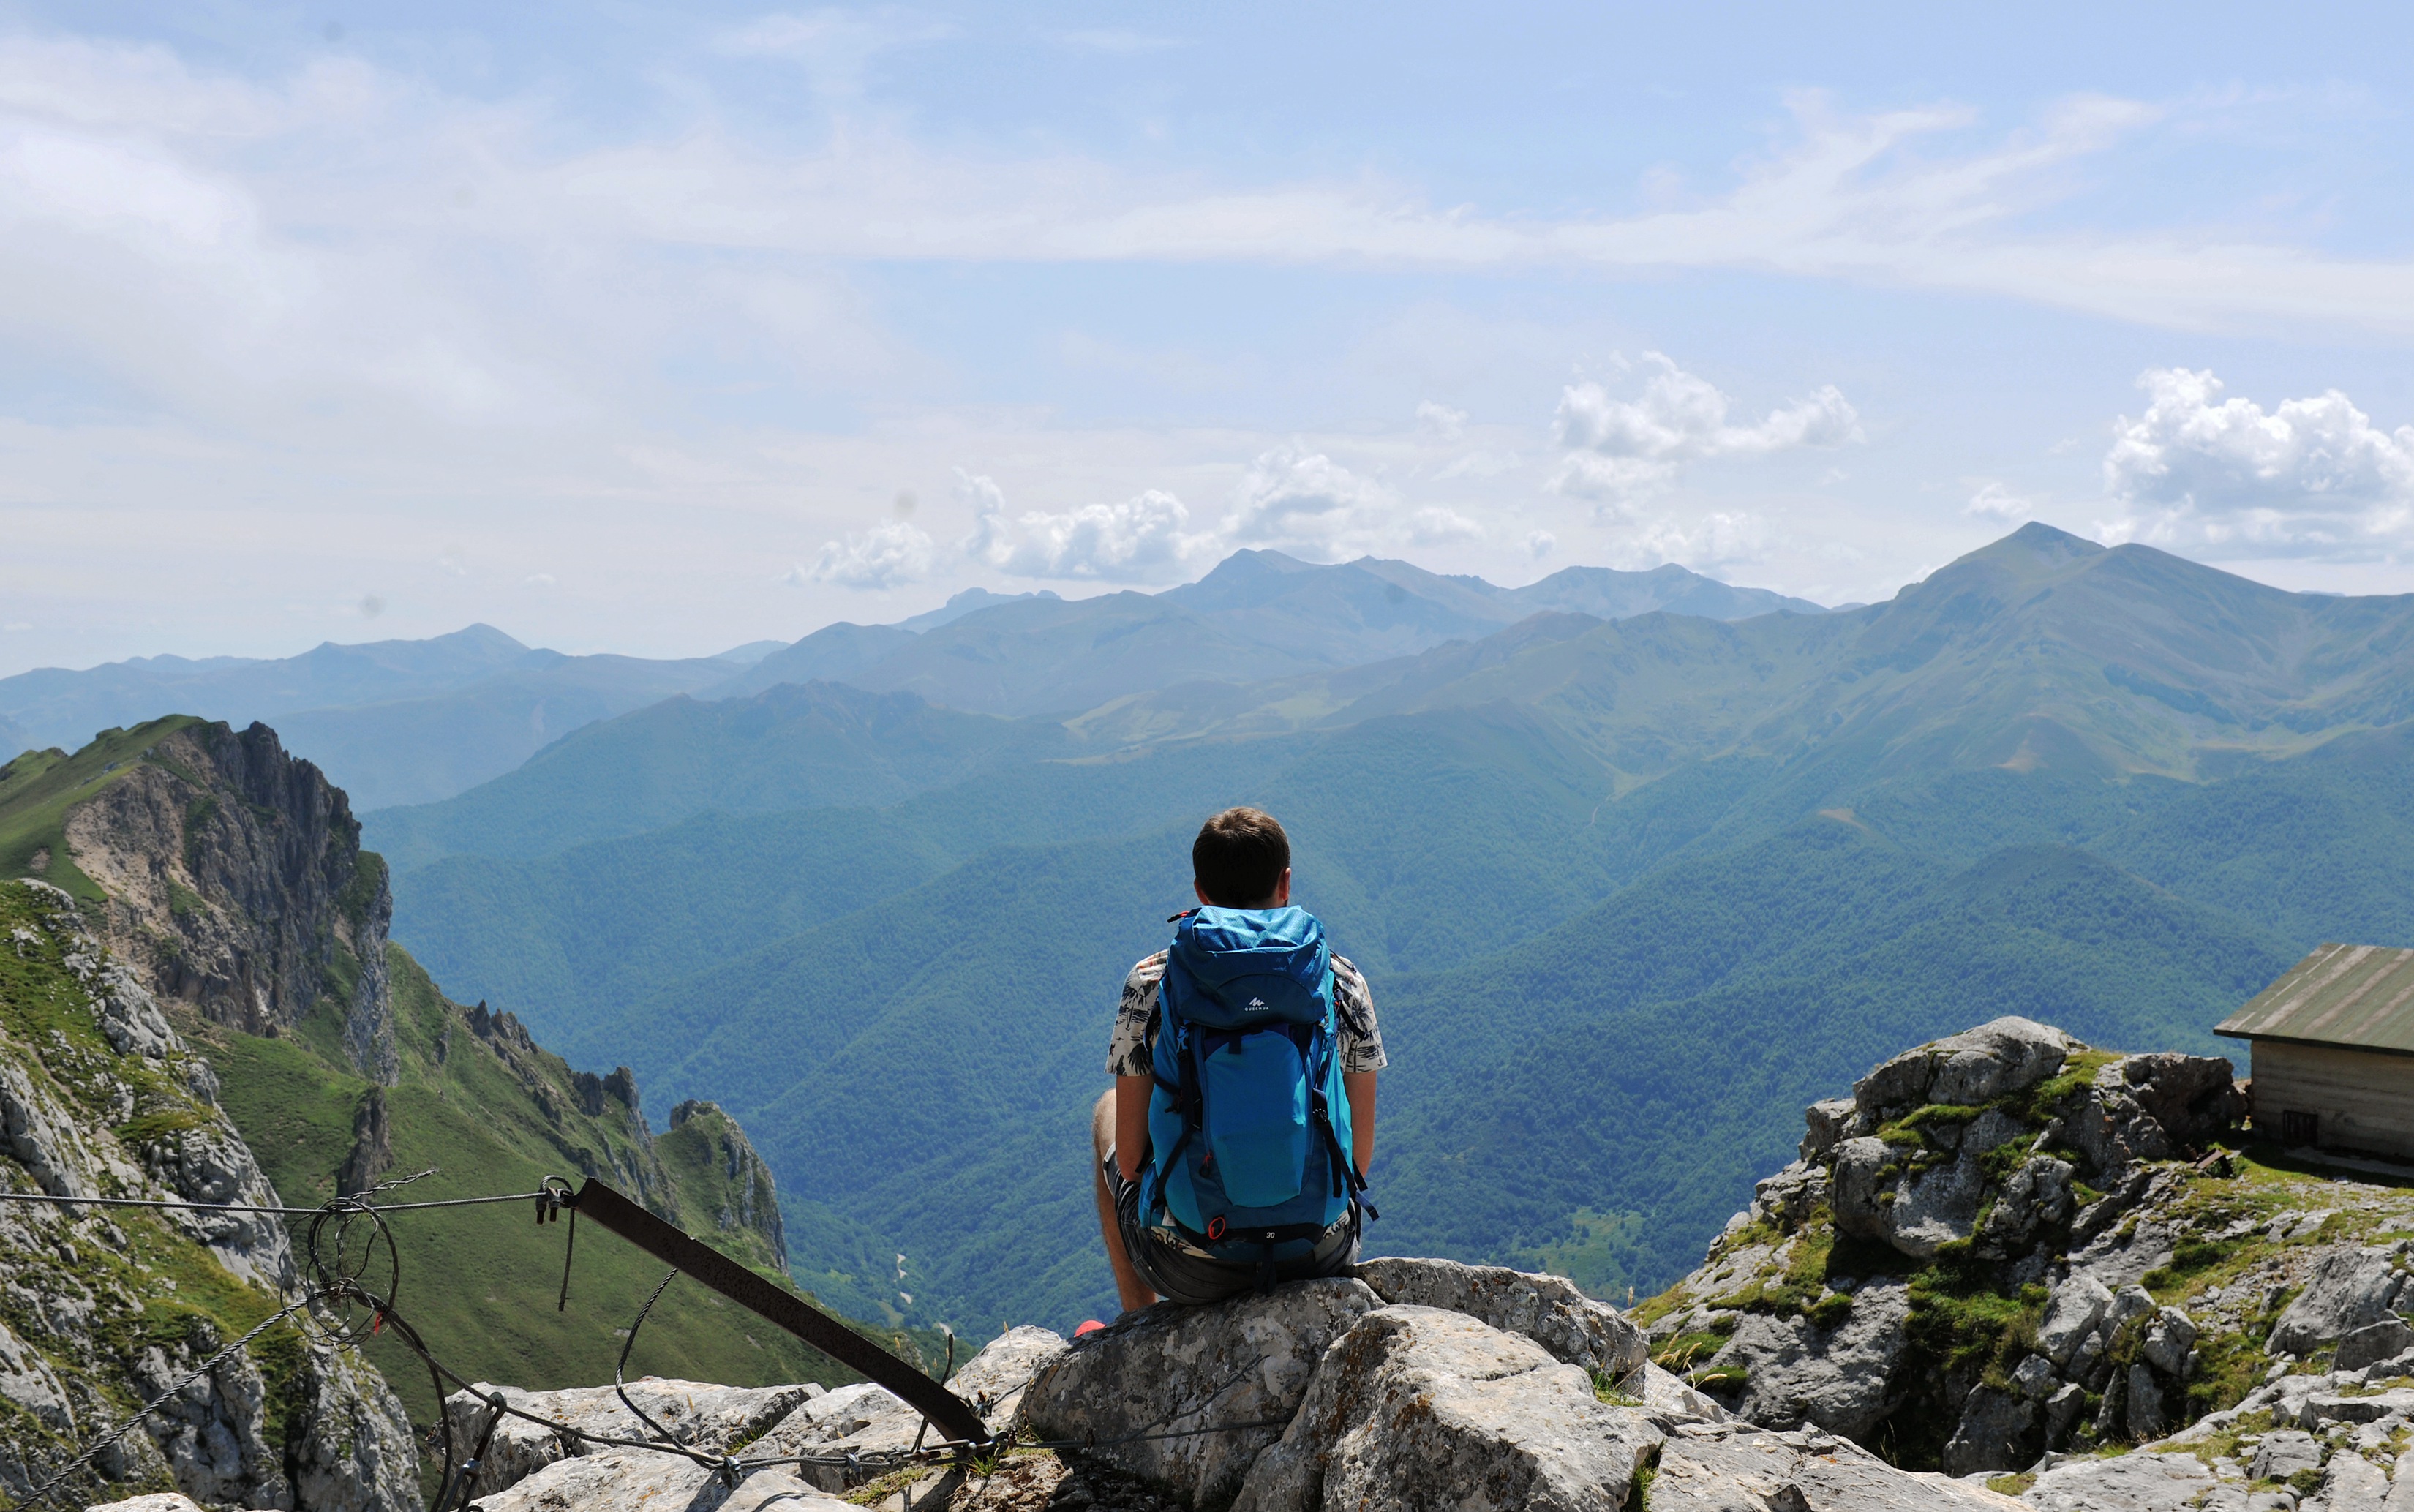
[1345,1071,1377,1178]
[1115,1074,1154,1181]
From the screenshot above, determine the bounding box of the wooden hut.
[2216,944,2414,1159]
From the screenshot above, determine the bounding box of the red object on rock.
[1074,1319,1106,1336]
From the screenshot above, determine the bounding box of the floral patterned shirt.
[1105,949,1386,1077]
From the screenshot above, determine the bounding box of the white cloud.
[1222,445,1404,559]
[514,89,2414,336]
[1407,507,1483,545]
[1415,400,1466,440]
[798,519,934,589]
[2098,368,2414,558]
[1549,354,1860,506]
[959,469,1211,582]
[1966,481,2034,522]
[1525,530,1557,559]
[1635,511,1770,571]
[524,572,556,586]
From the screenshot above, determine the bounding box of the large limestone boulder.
[83,1497,208,1512]
[1702,1279,1911,1441]
[1852,1018,2078,1118]
[1021,1279,1381,1510]
[1352,1257,1649,1380]
[2268,1247,2407,1355]
[1232,1305,1663,1512]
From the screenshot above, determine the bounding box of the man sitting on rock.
[1091,807,1383,1312]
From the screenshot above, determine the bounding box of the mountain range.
[0,554,1821,810]
[322,524,2414,1336]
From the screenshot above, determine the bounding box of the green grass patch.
[198,941,878,1429]
[0,718,205,900]
[2010,1048,2124,1122]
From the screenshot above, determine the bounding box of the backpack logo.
[1246,996,1268,1012]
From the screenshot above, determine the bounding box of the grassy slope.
[395,731,1317,1066]
[193,944,890,1428]
[0,716,205,898]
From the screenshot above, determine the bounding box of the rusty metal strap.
[568,1178,990,1448]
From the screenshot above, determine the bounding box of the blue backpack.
[1140,906,1372,1279]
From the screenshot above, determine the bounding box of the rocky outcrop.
[0,880,416,1511]
[1642,1014,2414,1509]
[1645,1017,2257,1473]
[61,721,398,1082]
[434,1257,2021,1512]
[661,1099,788,1271]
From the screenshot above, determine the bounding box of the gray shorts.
[1103,1149,1359,1306]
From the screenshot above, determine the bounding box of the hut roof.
[2216,944,2414,1057]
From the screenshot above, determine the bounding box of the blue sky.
[4,1,2414,673]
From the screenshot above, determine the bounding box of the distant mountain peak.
[2007,520,2095,545]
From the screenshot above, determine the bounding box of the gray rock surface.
[2339,1318,2414,1372]
[448,1328,1067,1502]
[462,1449,852,1511]
[2325,1451,2393,1512]
[2139,1309,2196,1377]
[1828,1137,1896,1245]
[2,879,417,1512]
[2022,1451,2216,1510]
[2248,1428,2323,1481]
[1704,1279,1910,1440]
[1021,1279,1380,1510]
[1889,1144,1989,1257]
[1231,1306,1658,1512]
[1800,1099,1858,1162]
[444,1380,824,1497]
[83,1496,208,1512]
[1645,1424,2025,1510]
[1942,1384,2037,1476]
[1634,1364,1729,1424]
[2271,1248,2404,1355]
[1351,1257,1648,1380]
[2037,1278,2113,1367]
[1852,1018,2077,1116]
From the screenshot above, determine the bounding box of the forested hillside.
[372,526,2414,1334]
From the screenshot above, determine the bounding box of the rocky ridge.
[0,879,417,1512]
[331,1257,2028,1512]
[1645,1016,2414,1508]
[6,719,821,1506]
[49,720,402,1082]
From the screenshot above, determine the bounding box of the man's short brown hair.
[1193,807,1290,908]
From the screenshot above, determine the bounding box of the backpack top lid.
[1167,906,1330,1030]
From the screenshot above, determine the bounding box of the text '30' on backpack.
[1140,905,1372,1279]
